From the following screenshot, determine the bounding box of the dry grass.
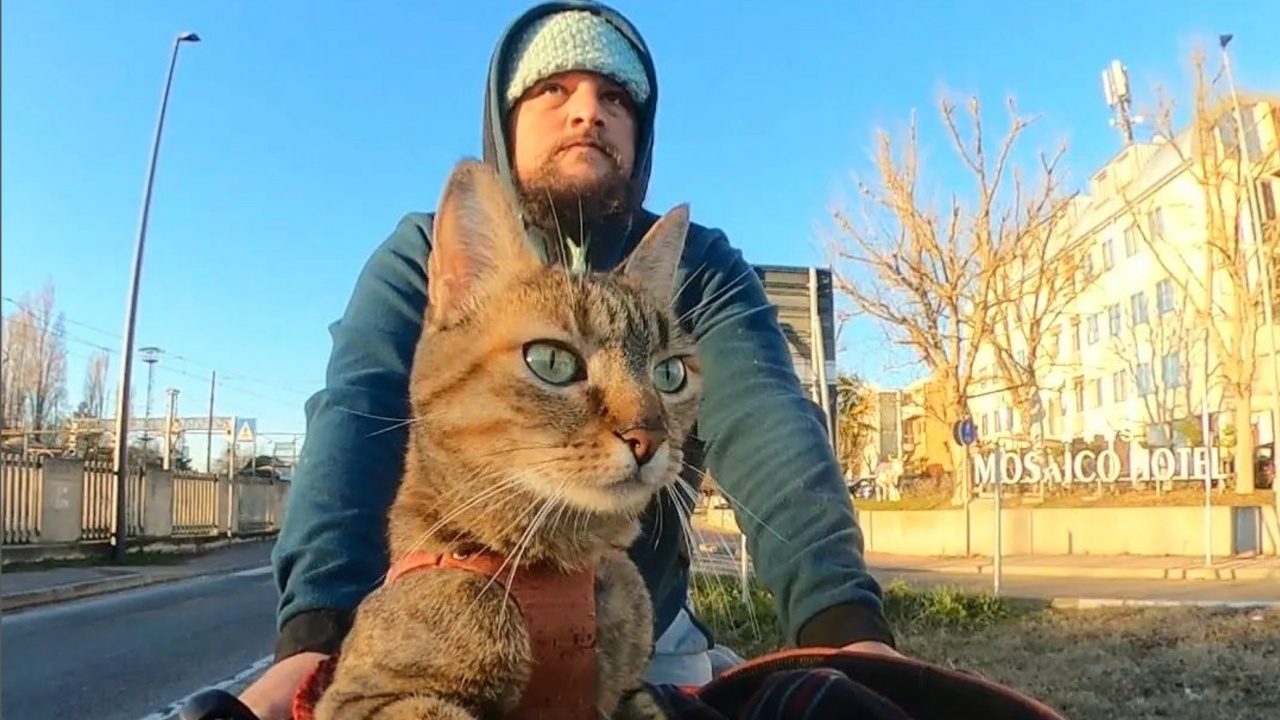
[691,575,1280,720]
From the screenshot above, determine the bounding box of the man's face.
[509,71,637,196]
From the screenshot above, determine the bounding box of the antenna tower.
[138,346,164,449]
[1101,60,1144,147]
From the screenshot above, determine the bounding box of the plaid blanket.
[177,648,1071,720]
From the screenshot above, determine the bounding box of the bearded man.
[240,3,899,718]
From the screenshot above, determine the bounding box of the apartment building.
[968,96,1280,452]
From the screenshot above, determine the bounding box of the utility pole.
[206,370,217,473]
[163,388,179,470]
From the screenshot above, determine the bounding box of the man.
[241,2,899,717]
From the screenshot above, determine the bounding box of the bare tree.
[834,372,878,478]
[0,282,68,434]
[1104,284,1201,448]
[81,351,110,418]
[826,96,1073,502]
[1113,50,1279,492]
[986,199,1088,446]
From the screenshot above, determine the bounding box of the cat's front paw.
[612,687,673,720]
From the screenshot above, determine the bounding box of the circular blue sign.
[953,418,978,447]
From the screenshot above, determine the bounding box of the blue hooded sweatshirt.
[270,0,894,662]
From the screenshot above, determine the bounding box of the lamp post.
[110,31,201,562]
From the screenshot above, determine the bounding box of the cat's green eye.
[523,341,585,386]
[652,357,687,393]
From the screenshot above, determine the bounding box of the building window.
[1130,291,1149,326]
[1156,278,1176,315]
[1101,239,1115,270]
[1124,224,1140,256]
[1136,363,1154,396]
[1112,369,1128,402]
[1070,317,1081,352]
[994,409,1004,433]
[1162,351,1183,389]
[1148,208,1166,243]
[1218,114,1240,153]
[1258,174,1278,224]
[1087,314,1100,345]
[981,414,990,436]
[1107,303,1122,336]
[1091,378,1104,408]
[1073,377,1085,411]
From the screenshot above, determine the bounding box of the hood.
[480,0,660,267]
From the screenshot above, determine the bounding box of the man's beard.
[516,138,639,266]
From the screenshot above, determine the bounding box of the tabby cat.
[312,158,702,720]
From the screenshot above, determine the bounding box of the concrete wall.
[702,502,1280,557]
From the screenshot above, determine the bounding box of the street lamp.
[110,31,201,562]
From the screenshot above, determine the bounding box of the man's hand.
[841,640,903,658]
[238,652,329,720]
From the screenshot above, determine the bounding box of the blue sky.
[4,1,1279,457]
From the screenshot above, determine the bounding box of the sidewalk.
[692,523,1280,582]
[1,537,275,611]
[863,552,1280,582]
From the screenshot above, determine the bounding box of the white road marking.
[230,565,274,579]
[133,653,274,720]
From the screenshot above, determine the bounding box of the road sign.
[233,418,257,444]
[953,417,978,447]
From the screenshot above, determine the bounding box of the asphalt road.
[2,543,1275,720]
[1,562,278,720]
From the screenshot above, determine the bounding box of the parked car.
[1257,442,1275,490]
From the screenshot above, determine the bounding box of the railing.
[2,453,42,544]
[0,452,288,548]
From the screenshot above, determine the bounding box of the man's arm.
[681,227,896,650]
[271,213,434,661]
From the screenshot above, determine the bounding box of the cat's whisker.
[365,413,436,438]
[465,494,546,613]
[485,484,565,623]
[469,442,568,460]
[384,475,527,579]
[670,260,710,311]
[333,404,440,440]
[680,460,787,544]
[674,266,757,327]
[333,406,416,423]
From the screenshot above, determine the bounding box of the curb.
[0,561,272,613]
[1050,596,1280,610]
[1,573,187,612]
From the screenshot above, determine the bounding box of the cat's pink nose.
[617,427,665,466]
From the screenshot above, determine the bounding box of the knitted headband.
[502,9,650,111]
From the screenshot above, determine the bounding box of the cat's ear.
[427,159,540,327]
[621,204,690,304]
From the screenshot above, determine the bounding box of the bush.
[689,574,1024,654]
